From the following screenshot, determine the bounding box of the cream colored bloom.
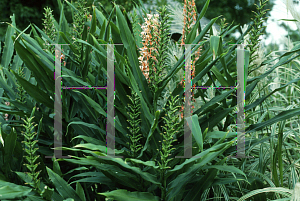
[291,182,300,201]
[240,24,251,46]
[281,0,300,31]
[147,14,153,19]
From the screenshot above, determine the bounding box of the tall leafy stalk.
[246,0,271,137]
[247,0,269,73]
[126,87,143,158]
[155,93,180,201]
[178,0,200,120]
[72,0,90,62]
[42,6,56,54]
[21,107,42,195]
[152,6,172,112]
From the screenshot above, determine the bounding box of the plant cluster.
[0,0,299,200]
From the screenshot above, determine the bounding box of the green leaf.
[82,31,92,80]
[205,130,237,139]
[71,135,104,145]
[103,7,115,42]
[11,70,53,109]
[200,108,234,133]
[278,19,299,22]
[2,67,18,90]
[60,156,140,190]
[137,110,160,158]
[246,108,300,134]
[115,5,151,109]
[1,22,15,69]
[12,36,47,90]
[186,114,203,152]
[76,183,86,201]
[210,35,220,59]
[0,68,17,100]
[167,141,233,176]
[90,8,97,35]
[69,172,113,186]
[237,187,292,201]
[33,24,55,46]
[59,32,79,54]
[57,1,69,43]
[87,152,161,186]
[73,143,124,154]
[124,158,159,170]
[197,89,234,115]
[52,156,63,177]
[73,90,107,118]
[183,158,227,201]
[3,127,17,172]
[202,165,247,178]
[198,0,210,19]
[98,189,160,201]
[46,167,82,201]
[210,65,229,86]
[94,6,107,26]
[14,171,48,193]
[0,181,32,199]
[247,43,300,83]
[167,141,234,200]
[66,121,106,142]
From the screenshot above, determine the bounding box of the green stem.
[160,169,166,200]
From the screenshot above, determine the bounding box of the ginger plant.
[20,106,42,195]
[177,0,201,120]
[155,93,181,200]
[138,5,171,112]
[72,0,90,62]
[126,86,144,158]
[243,0,271,134]
[42,6,56,54]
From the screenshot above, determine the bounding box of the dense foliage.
[0,0,300,200]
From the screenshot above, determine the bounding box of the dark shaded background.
[1,0,299,47]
